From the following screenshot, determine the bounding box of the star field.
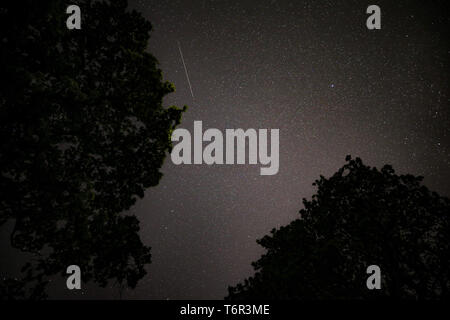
[46,0,450,299]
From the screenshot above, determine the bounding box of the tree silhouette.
[227,156,450,300]
[0,0,185,299]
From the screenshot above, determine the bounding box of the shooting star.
[177,41,195,99]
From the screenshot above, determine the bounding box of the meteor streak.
[177,41,194,99]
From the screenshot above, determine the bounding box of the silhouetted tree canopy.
[0,0,185,299]
[227,156,450,300]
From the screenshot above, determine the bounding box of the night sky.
[2,0,450,299]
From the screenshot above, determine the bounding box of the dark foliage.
[0,0,185,299]
[227,156,450,299]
